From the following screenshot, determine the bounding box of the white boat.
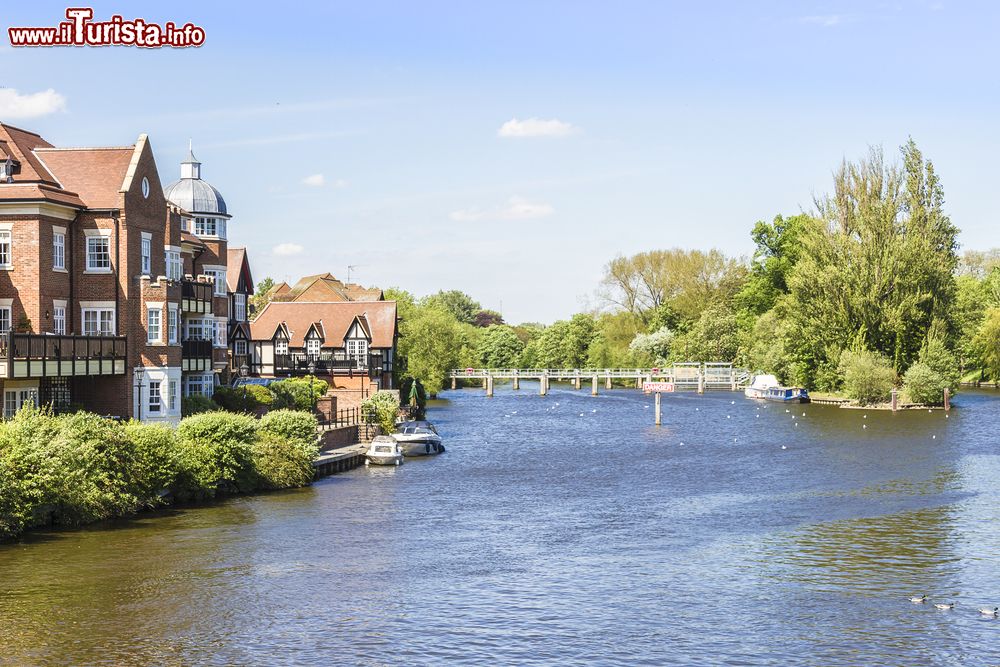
[365,436,404,466]
[393,420,445,456]
[745,374,810,403]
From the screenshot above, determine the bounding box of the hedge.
[0,406,320,540]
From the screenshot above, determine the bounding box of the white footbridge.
[449,363,751,395]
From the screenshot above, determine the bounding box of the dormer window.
[0,157,20,183]
[274,336,288,356]
[306,335,321,358]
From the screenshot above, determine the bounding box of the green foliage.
[478,325,525,368]
[400,377,427,411]
[399,305,464,393]
[258,410,319,449]
[973,308,1000,380]
[182,394,218,417]
[213,385,274,413]
[670,303,747,363]
[362,391,400,435]
[269,376,325,411]
[628,326,674,365]
[176,412,259,494]
[422,290,481,325]
[735,214,813,314]
[124,421,182,503]
[251,432,316,490]
[250,277,276,315]
[837,349,897,406]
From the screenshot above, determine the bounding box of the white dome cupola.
[163,141,230,239]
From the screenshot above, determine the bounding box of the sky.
[2,1,999,323]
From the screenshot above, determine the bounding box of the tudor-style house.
[226,247,254,376]
[0,123,253,422]
[248,300,398,394]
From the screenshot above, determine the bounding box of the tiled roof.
[250,300,398,349]
[33,146,135,209]
[274,273,383,303]
[0,182,86,207]
[226,247,253,293]
[0,123,59,185]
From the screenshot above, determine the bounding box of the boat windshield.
[398,426,432,435]
[374,445,394,453]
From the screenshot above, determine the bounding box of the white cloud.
[0,88,66,119]
[272,243,304,256]
[450,196,554,222]
[497,117,578,138]
[331,178,349,189]
[303,173,325,187]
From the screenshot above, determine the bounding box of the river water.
[1,385,999,666]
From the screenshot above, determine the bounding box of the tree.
[473,309,504,328]
[838,349,897,406]
[478,325,525,368]
[973,308,1000,380]
[628,326,674,365]
[670,303,747,363]
[422,290,481,325]
[784,141,959,385]
[401,306,465,394]
[734,214,814,314]
[250,277,276,316]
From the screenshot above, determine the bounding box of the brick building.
[0,123,252,422]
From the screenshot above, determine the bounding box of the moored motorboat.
[393,420,445,456]
[365,436,404,466]
[745,374,810,403]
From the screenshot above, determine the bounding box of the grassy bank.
[0,408,320,541]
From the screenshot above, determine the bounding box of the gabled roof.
[273,272,384,303]
[226,247,254,294]
[33,146,135,208]
[0,123,59,185]
[250,300,398,348]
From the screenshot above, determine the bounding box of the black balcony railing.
[182,338,213,359]
[181,279,213,313]
[272,351,390,377]
[0,332,127,373]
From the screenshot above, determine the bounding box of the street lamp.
[307,360,317,412]
[132,367,145,419]
[238,363,249,409]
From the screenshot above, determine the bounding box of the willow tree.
[783,140,959,387]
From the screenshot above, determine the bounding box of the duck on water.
[744,374,810,404]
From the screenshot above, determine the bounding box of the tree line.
[387,140,999,404]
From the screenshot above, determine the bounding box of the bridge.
[448,363,752,396]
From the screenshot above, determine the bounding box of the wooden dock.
[313,443,368,478]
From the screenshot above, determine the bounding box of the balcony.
[181,279,213,314]
[0,332,127,379]
[269,351,389,378]
[182,338,213,372]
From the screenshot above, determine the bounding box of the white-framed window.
[234,339,248,356]
[347,339,369,367]
[53,305,66,335]
[147,307,162,343]
[275,338,288,355]
[165,249,182,281]
[3,388,38,419]
[141,235,152,275]
[86,236,111,272]
[184,318,211,341]
[0,230,11,269]
[203,269,227,296]
[168,306,179,344]
[148,380,161,413]
[0,306,10,334]
[183,373,216,398]
[53,231,65,270]
[194,217,216,237]
[306,337,321,357]
[168,380,178,411]
[213,319,227,348]
[82,308,115,336]
[234,293,246,321]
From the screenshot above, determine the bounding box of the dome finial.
[181,141,201,179]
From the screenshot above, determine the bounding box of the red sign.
[465,368,474,374]
[643,381,674,393]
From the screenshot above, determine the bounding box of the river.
[1,385,999,666]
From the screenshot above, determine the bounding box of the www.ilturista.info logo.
[8,8,205,48]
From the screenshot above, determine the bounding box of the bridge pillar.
[540,374,548,396]
[574,374,581,390]
[730,371,737,392]
[513,373,519,390]
[486,375,494,397]
[698,373,705,394]
[637,375,643,389]
[592,375,599,396]
[482,377,488,389]
[451,377,457,390]
[605,375,612,390]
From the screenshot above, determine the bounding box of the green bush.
[213,385,275,413]
[258,410,318,448]
[182,394,218,417]
[362,391,400,435]
[176,412,259,495]
[269,376,326,411]
[904,340,960,405]
[251,432,316,490]
[245,384,274,410]
[838,349,897,405]
[124,421,181,503]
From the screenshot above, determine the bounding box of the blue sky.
[2,1,998,322]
